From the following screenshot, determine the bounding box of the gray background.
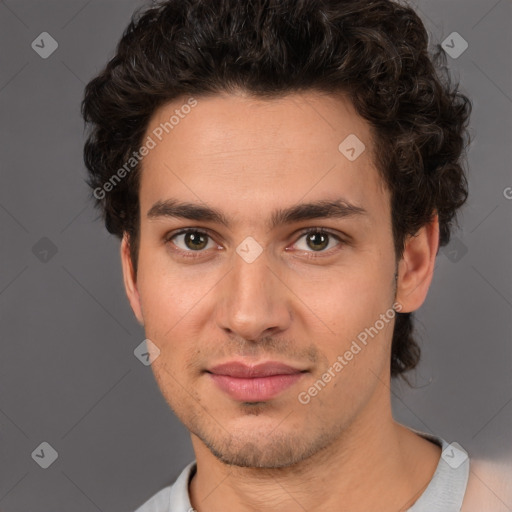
[0,0,511,510]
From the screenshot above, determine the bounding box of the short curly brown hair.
[81,0,471,380]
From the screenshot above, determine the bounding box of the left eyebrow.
[146,198,368,230]
[269,198,368,229]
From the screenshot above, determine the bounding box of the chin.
[195,424,333,469]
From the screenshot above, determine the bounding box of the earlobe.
[395,213,440,313]
[120,233,144,325]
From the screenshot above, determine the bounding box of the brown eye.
[183,231,209,250]
[294,229,341,253]
[305,231,329,251]
[168,229,214,253]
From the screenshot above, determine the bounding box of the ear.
[120,233,144,325]
[395,213,440,313]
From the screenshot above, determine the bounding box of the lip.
[207,361,306,401]
[208,361,304,378]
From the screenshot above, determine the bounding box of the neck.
[189,383,441,512]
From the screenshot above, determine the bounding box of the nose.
[215,246,293,342]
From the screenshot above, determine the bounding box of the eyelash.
[164,227,345,260]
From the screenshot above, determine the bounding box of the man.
[81,0,474,510]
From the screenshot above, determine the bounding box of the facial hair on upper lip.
[185,338,322,375]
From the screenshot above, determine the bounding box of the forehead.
[138,91,388,224]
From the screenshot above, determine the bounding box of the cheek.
[292,257,394,331]
[135,245,211,331]
[290,257,396,385]
[297,275,395,414]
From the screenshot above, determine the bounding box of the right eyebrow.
[147,200,230,227]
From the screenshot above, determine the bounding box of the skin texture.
[121,91,442,511]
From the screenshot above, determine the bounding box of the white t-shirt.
[134,429,470,512]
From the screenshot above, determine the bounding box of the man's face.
[124,91,400,468]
